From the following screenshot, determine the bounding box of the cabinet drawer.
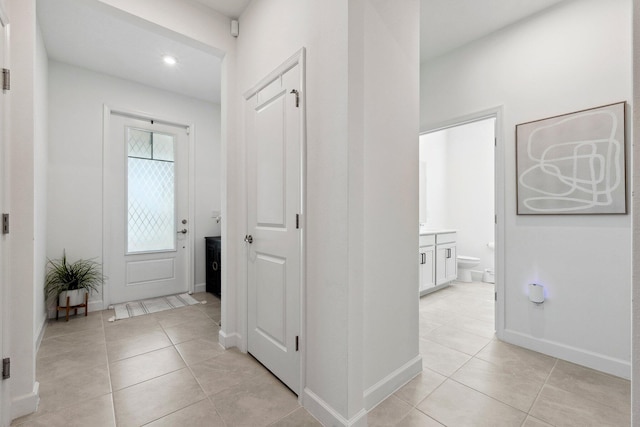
[436,232,456,244]
[419,234,435,246]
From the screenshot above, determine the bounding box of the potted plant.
[44,250,104,308]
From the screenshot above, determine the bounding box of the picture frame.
[516,102,626,215]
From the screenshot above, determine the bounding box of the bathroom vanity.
[419,229,457,296]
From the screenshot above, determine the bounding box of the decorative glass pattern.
[153,133,175,161]
[127,128,176,253]
[128,129,152,158]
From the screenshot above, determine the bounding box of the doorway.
[419,112,502,337]
[420,117,495,286]
[104,111,193,304]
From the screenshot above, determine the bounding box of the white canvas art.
[516,102,626,215]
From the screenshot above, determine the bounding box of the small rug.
[110,293,203,321]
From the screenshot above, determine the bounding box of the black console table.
[205,236,221,297]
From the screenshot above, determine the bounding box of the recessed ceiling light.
[162,55,177,66]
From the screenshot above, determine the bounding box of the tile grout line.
[22,297,225,427]
[413,282,510,425]
[523,357,558,425]
[112,308,212,425]
[156,304,231,427]
[101,309,118,427]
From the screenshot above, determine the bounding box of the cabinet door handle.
[420,253,426,265]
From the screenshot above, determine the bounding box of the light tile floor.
[11,282,631,426]
[369,281,631,426]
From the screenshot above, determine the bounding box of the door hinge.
[2,68,9,91]
[495,215,497,224]
[290,89,300,108]
[296,214,300,229]
[295,336,299,351]
[495,292,497,301]
[2,358,9,379]
[2,213,8,234]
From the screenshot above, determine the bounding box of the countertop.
[419,228,457,236]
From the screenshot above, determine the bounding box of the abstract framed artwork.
[516,102,626,215]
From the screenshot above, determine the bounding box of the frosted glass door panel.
[127,128,176,253]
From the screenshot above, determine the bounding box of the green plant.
[44,250,105,301]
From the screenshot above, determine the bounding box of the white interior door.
[105,113,191,304]
[246,62,303,394]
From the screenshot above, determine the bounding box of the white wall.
[238,0,420,424]
[47,61,221,308]
[8,0,44,419]
[419,131,447,227]
[34,18,48,345]
[422,0,632,377]
[421,119,495,276]
[360,0,421,408]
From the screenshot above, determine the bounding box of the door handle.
[244,234,253,244]
[177,229,187,234]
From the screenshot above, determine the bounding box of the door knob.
[244,235,253,244]
[177,229,187,234]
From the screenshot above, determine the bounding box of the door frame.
[102,105,196,308]
[420,106,505,337]
[0,4,8,425]
[242,48,306,396]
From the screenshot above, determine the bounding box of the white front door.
[105,113,191,304]
[246,60,303,394]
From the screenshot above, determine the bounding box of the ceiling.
[421,0,566,62]
[37,0,567,105]
[37,0,223,103]
[191,0,252,19]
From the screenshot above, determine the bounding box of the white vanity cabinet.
[435,244,457,285]
[419,234,435,293]
[419,230,457,295]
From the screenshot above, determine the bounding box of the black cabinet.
[205,236,221,297]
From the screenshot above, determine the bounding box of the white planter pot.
[58,289,86,307]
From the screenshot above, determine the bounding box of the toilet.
[457,256,480,282]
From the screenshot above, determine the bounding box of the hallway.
[11,283,630,426]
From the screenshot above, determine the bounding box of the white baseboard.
[218,329,241,350]
[35,316,47,352]
[502,329,631,379]
[194,282,206,294]
[88,300,103,313]
[11,381,39,421]
[302,388,367,427]
[364,355,423,409]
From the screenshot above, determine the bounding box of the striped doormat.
[111,293,203,321]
